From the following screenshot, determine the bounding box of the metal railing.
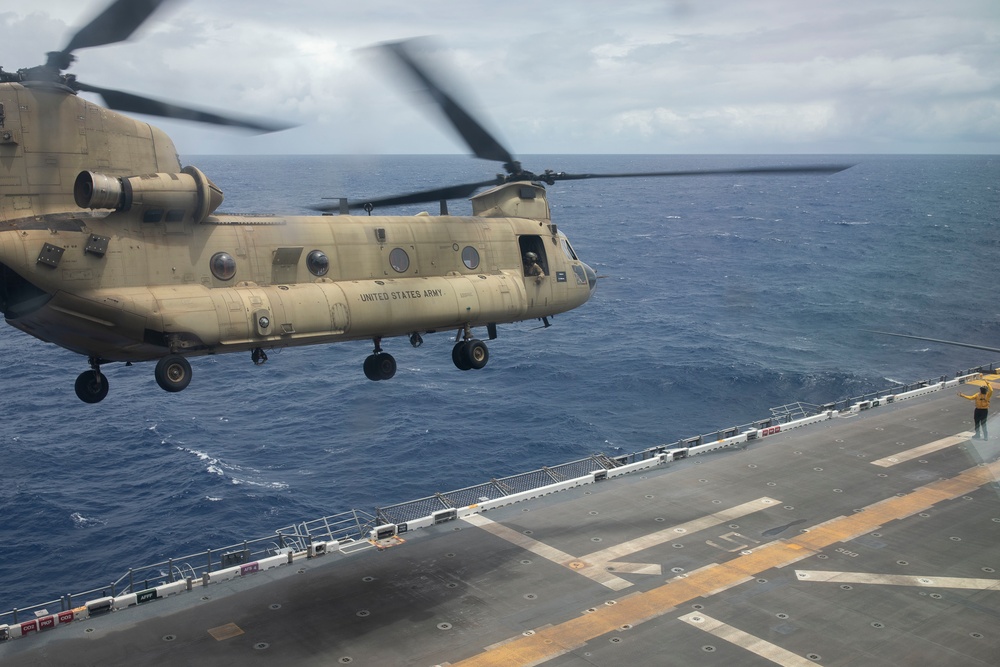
[1,508,377,626]
[3,360,996,628]
[377,454,621,525]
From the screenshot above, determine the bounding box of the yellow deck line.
[450,457,1000,667]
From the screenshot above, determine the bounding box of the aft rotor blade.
[865,330,1000,354]
[315,179,502,212]
[63,0,170,54]
[74,82,294,133]
[380,40,515,165]
[546,164,854,182]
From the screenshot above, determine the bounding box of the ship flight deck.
[1,375,998,666]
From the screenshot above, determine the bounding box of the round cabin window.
[306,250,330,276]
[389,248,410,273]
[462,246,480,270]
[210,252,237,281]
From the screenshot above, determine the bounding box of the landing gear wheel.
[465,339,489,369]
[155,355,192,393]
[452,339,489,371]
[452,341,472,371]
[74,370,109,404]
[364,352,396,381]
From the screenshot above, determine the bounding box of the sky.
[1,0,998,156]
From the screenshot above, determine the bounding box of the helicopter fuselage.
[1,205,596,362]
[0,80,597,400]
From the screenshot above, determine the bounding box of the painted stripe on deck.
[795,570,1000,590]
[678,612,818,666]
[870,432,973,467]
[449,458,1000,667]
[463,497,779,590]
[461,513,576,565]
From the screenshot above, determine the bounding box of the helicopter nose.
[583,262,598,292]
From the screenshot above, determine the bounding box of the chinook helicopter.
[0,0,850,403]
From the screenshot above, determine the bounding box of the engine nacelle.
[73,166,224,224]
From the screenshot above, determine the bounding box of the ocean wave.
[70,512,106,528]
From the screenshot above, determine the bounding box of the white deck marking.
[452,460,1000,667]
[600,561,662,576]
[870,432,973,467]
[678,612,817,667]
[796,569,1000,590]
[461,513,576,563]
[463,497,780,590]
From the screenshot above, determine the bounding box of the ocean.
[1,154,997,615]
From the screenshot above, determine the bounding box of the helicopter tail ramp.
[1,367,999,665]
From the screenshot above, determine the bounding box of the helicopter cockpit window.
[306,250,330,276]
[560,236,578,261]
[389,248,410,273]
[210,252,237,281]
[462,246,480,270]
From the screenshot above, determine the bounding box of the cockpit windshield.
[559,234,578,261]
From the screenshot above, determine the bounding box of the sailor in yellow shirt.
[958,381,993,440]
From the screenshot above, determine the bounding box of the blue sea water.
[1,154,998,614]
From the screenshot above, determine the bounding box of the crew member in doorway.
[959,380,993,440]
[524,251,545,284]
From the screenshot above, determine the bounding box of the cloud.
[2,0,998,154]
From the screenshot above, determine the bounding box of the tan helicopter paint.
[5,207,583,361]
[0,83,597,388]
[0,83,180,219]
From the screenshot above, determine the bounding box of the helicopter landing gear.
[155,354,192,393]
[363,337,396,381]
[452,339,489,370]
[452,326,489,371]
[74,357,109,403]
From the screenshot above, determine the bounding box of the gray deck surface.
[2,389,998,666]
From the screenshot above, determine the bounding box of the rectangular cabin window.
[375,228,387,243]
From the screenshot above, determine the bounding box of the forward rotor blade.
[74,82,293,133]
[380,40,515,165]
[314,179,502,212]
[865,330,1000,354]
[315,163,854,213]
[63,0,170,54]
[546,164,854,183]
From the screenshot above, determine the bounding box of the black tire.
[363,354,380,381]
[74,370,109,404]
[466,340,489,369]
[364,352,397,381]
[154,355,192,393]
[374,352,396,380]
[452,341,472,371]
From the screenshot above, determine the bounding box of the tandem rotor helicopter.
[0,0,850,403]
